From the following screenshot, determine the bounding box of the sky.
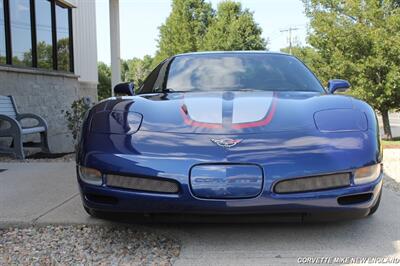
[95,0,309,64]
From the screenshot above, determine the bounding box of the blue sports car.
[77,52,383,222]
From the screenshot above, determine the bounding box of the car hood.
[96,91,355,135]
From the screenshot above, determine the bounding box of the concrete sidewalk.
[0,162,105,226]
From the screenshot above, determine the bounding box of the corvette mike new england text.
[297,256,400,264]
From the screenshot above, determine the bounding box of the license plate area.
[189,164,263,199]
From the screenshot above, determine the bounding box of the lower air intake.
[106,174,179,193]
[274,173,350,194]
[337,193,373,205]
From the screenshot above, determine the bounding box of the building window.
[9,0,32,67]
[55,3,70,72]
[0,0,6,64]
[35,0,52,69]
[0,0,73,72]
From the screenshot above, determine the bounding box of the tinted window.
[36,0,52,69]
[10,0,32,66]
[167,53,324,92]
[139,60,167,94]
[0,0,6,64]
[56,4,70,71]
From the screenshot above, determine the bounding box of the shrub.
[62,97,93,142]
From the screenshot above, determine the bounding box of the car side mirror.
[327,79,351,94]
[114,82,135,96]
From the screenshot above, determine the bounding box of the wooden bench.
[0,96,50,159]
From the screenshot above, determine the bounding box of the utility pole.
[280,27,299,54]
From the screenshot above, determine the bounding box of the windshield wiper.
[154,87,186,93]
[220,88,265,92]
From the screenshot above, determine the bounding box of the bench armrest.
[0,114,22,136]
[16,113,48,129]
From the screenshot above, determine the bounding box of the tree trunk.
[381,110,393,140]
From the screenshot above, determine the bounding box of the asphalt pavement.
[379,113,400,138]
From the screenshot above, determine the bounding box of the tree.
[280,45,325,82]
[97,62,112,100]
[57,38,70,71]
[154,0,267,66]
[122,55,154,87]
[303,0,400,139]
[202,1,267,51]
[36,41,53,69]
[154,0,214,64]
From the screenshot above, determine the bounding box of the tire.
[368,191,382,216]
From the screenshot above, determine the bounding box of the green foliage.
[154,0,214,64]
[20,38,70,70]
[57,38,70,72]
[202,1,267,51]
[302,0,400,138]
[36,41,53,69]
[62,97,93,142]
[280,46,325,82]
[98,62,112,100]
[121,55,154,87]
[154,0,266,66]
[98,56,154,99]
[98,0,267,95]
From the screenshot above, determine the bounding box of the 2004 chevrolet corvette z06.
[77,52,382,222]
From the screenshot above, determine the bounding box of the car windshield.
[166,53,325,93]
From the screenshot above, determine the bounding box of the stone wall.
[78,81,98,102]
[0,66,98,153]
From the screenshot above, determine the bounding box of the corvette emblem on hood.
[210,138,242,148]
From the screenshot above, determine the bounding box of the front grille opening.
[106,174,179,194]
[337,193,373,205]
[85,193,118,205]
[274,173,350,194]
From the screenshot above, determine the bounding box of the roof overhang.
[57,0,77,8]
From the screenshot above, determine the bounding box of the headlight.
[78,166,103,185]
[354,164,381,185]
[314,109,367,132]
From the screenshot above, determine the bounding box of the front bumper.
[77,129,383,221]
[78,171,383,221]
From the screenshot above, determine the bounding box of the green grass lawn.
[382,137,400,149]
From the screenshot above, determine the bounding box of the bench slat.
[0,106,15,110]
[0,115,17,119]
[0,107,16,114]
[0,97,13,102]
[0,105,15,109]
[0,96,16,118]
[0,112,17,117]
[0,110,15,113]
[0,101,14,106]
